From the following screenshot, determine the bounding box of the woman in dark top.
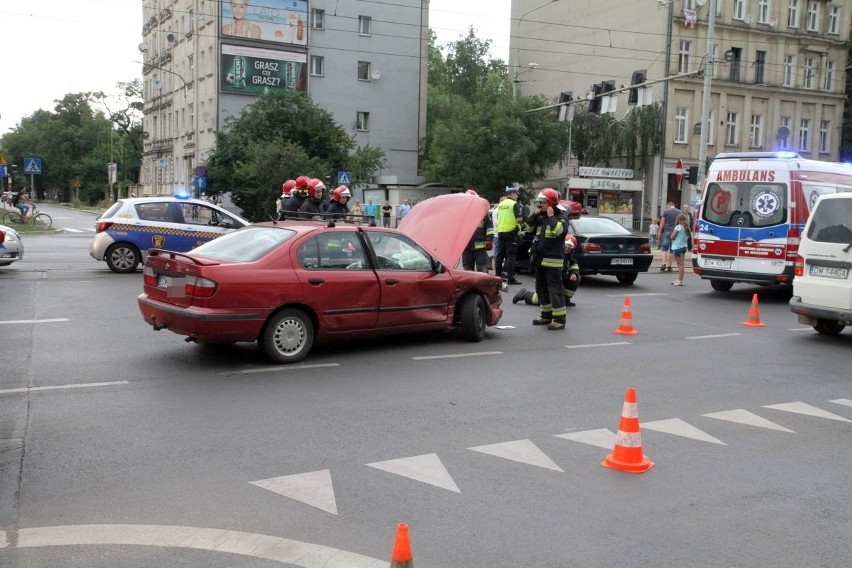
[382,201,392,228]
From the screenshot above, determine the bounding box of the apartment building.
[511,0,848,220]
[138,0,429,196]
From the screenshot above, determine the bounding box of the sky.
[0,0,510,136]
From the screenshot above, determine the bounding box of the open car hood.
[398,193,490,267]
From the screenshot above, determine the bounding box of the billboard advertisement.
[221,44,307,94]
[220,0,308,46]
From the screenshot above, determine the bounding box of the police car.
[89,195,248,273]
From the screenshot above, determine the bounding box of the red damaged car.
[138,193,503,363]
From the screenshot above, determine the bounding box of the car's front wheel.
[260,308,314,363]
[105,243,141,273]
[616,272,637,285]
[459,294,487,342]
[813,319,845,336]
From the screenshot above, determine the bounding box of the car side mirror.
[433,261,445,273]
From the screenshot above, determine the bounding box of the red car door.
[293,231,380,332]
[365,231,454,328]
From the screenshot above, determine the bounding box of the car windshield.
[191,226,296,262]
[571,217,631,234]
[702,182,787,228]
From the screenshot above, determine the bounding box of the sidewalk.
[650,248,694,273]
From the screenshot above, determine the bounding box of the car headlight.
[3,231,18,243]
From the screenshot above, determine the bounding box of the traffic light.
[588,83,603,114]
[628,70,647,105]
[687,165,699,185]
[557,91,573,122]
[600,80,616,114]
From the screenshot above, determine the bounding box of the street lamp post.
[512,0,560,100]
[696,0,718,204]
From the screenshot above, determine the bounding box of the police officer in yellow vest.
[494,186,524,285]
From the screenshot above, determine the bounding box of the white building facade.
[139,0,429,196]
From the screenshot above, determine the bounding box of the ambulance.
[693,152,852,291]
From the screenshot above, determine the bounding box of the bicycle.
[3,202,53,229]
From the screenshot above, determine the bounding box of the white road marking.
[0,381,128,395]
[829,399,852,408]
[642,418,727,445]
[63,228,85,233]
[16,525,386,567]
[366,453,460,493]
[250,470,338,515]
[686,333,742,340]
[412,351,502,360]
[0,530,6,548]
[554,428,616,450]
[788,327,813,332]
[604,293,665,297]
[468,439,564,472]
[702,409,796,433]
[218,363,340,375]
[763,402,852,423]
[0,318,70,325]
[565,342,630,349]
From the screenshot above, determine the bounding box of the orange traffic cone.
[602,387,655,474]
[741,293,766,327]
[390,523,413,568]
[613,295,638,335]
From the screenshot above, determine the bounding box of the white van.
[789,192,852,335]
[693,152,852,291]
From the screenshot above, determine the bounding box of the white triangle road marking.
[829,399,852,409]
[554,428,616,450]
[249,469,338,515]
[366,453,460,493]
[468,439,563,472]
[762,402,852,423]
[701,409,795,433]
[642,418,727,445]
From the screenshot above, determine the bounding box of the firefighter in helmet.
[279,179,297,220]
[284,175,310,219]
[513,234,580,307]
[299,178,326,219]
[526,187,568,330]
[461,189,494,273]
[327,185,351,220]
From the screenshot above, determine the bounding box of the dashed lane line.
[0,318,70,325]
[686,333,743,340]
[565,342,631,349]
[412,351,502,361]
[14,525,386,567]
[218,363,341,375]
[0,381,128,395]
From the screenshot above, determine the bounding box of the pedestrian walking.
[657,201,682,272]
[670,212,691,286]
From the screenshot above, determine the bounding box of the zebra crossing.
[249,398,852,515]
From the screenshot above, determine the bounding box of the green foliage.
[205,91,385,221]
[0,84,142,204]
[422,29,570,202]
[571,103,663,174]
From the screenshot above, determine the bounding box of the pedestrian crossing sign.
[23,157,42,175]
[337,171,352,186]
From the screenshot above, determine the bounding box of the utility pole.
[696,0,717,205]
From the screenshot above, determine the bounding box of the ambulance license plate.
[704,258,732,269]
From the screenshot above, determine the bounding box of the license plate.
[157,275,169,288]
[809,265,849,280]
[704,258,732,269]
[611,258,633,265]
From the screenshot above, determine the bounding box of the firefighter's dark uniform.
[513,247,580,306]
[283,192,304,219]
[462,213,494,272]
[528,208,568,329]
[326,200,349,220]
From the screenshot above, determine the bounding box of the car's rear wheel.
[105,243,141,273]
[616,272,637,285]
[813,319,845,336]
[459,294,487,342]
[710,280,734,292]
[260,308,314,363]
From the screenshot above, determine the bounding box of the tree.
[205,91,385,221]
[571,104,663,173]
[421,29,570,202]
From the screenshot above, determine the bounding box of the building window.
[356,111,370,131]
[310,55,324,76]
[749,114,764,148]
[711,44,719,79]
[803,57,816,89]
[798,118,811,152]
[726,112,739,145]
[188,103,194,133]
[707,110,715,146]
[729,47,741,82]
[733,0,745,20]
[312,9,324,30]
[684,0,695,8]
[188,54,194,75]
[778,116,791,149]
[818,120,830,153]
[678,41,691,73]
[754,50,766,83]
[758,0,771,22]
[806,1,819,30]
[675,107,689,143]
[824,60,836,91]
[827,5,840,34]
[357,61,371,81]
[787,0,799,27]
[783,54,795,86]
[358,15,372,36]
